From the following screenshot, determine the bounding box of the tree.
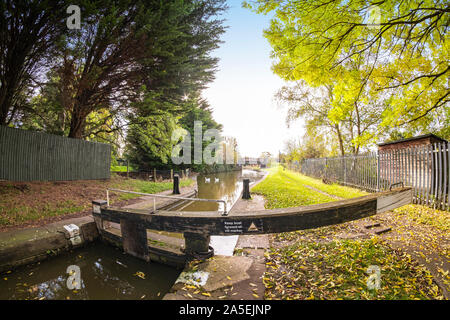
[245,0,449,145]
[0,0,68,125]
[16,0,227,139]
[176,94,223,171]
[125,113,178,170]
[283,124,328,165]
[125,94,224,171]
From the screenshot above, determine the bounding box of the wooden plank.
[373,227,392,235]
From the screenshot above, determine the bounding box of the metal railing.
[106,188,228,215]
[295,141,450,211]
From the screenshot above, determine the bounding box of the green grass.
[282,169,368,199]
[110,178,194,201]
[0,201,85,226]
[110,165,134,172]
[0,177,194,227]
[252,166,365,209]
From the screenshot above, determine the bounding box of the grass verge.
[0,176,194,228]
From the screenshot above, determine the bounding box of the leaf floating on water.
[134,271,146,279]
[116,260,127,268]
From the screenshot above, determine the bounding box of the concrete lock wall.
[0,126,111,181]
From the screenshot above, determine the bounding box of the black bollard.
[173,174,181,194]
[242,178,251,199]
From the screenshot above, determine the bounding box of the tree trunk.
[335,124,345,156]
[68,108,86,139]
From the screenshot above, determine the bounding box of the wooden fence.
[0,126,111,181]
[294,142,449,211]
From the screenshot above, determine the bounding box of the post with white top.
[173,174,181,194]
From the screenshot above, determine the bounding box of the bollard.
[173,174,181,194]
[242,178,251,199]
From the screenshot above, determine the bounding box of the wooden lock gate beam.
[92,187,412,262]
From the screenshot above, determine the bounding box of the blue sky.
[202,0,304,158]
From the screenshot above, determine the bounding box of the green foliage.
[283,124,329,163]
[246,0,449,151]
[125,114,178,170]
[11,0,227,144]
[176,95,224,172]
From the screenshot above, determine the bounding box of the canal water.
[0,242,179,300]
[0,169,255,300]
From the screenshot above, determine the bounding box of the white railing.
[106,188,228,215]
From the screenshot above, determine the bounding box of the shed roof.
[378,134,447,147]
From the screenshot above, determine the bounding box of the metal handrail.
[106,188,228,215]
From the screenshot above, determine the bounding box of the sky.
[202,0,304,158]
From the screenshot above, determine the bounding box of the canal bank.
[0,169,269,299]
[0,185,197,273]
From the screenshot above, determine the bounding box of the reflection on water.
[0,242,180,300]
[183,169,251,212]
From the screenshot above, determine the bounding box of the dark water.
[0,242,180,300]
[0,169,256,300]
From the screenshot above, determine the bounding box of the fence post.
[376,152,380,192]
[153,168,157,182]
[344,156,347,186]
[126,160,129,179]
